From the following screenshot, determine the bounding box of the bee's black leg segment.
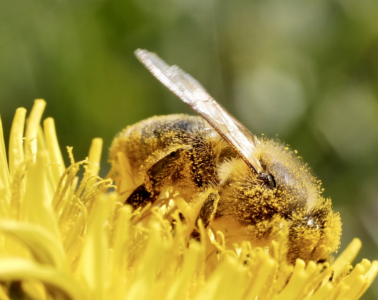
[190,229,201,241]
[125,184,157,210]
[190,192,220,241]
[196,193,220,228]
[125,149,186,211]
[146,148,185,188]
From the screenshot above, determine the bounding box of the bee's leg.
[125,148,185,210]
[190,192,220,241]
[125,184,157,210]
[197,193,220,228]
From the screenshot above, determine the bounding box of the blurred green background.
[1,0,378,298]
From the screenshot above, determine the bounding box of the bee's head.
[258,139,321,211]
[286,201,342,264]
[257,139,342,263]
[217,139,341,264]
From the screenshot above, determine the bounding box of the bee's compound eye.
[268,174,276,189]
[258,172,276,189]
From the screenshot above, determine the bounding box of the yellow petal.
[343,263,366,288]
[307,281,333,300]
[24,151,60,238]
[332,238,361,280]
[0,220,68,271]
[124,221,172,300]
[8,107,26,178]
[24,99,46,159]
[194,256,248,300]
[0,115,10,219]
[341,274,366,300]
[76,195,111,300]
[274,259,318,300]
[0,257,87,300]
[107,205,132,299]
[244,255,276,299]
[88,138,103,178]
[43,117,66,191]
[357,260,378,298]
[37,124,54,200]
[165,242,202,300]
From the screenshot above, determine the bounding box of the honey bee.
[108,49,341,264]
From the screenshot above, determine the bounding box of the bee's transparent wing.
[135,49,263,174]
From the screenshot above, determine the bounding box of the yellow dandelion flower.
[0,99,376,300]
